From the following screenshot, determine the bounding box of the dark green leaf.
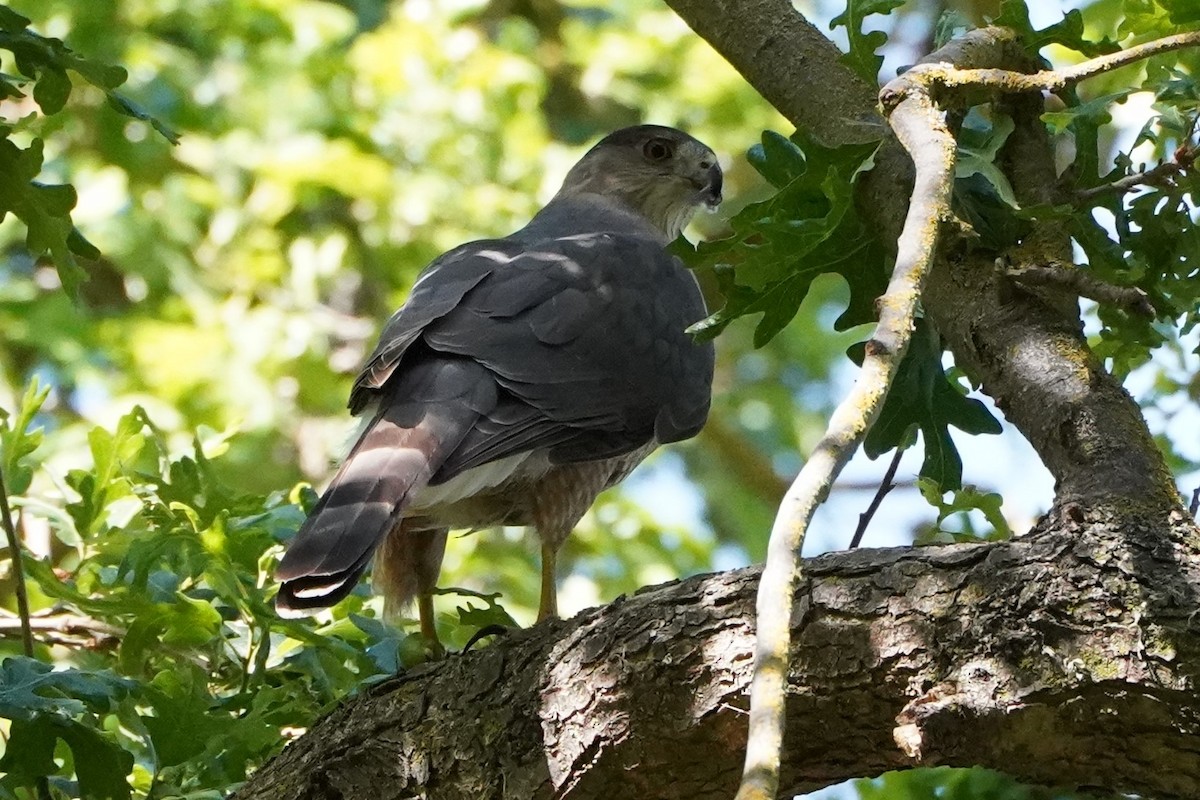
[435,587,520,630]
[747,130,806,188]
[682,129,886,345]
[990,0,1119,57]
[0,657,136,722]
[59,721,133,800]
[1165,0,1200,25]
[0,716,60,783]
[956,113,1018,208]
[106,92,180,145]
[68,227,101,259]
[0,74,24,100]
[0,138,88,295]
[143,667,223,767]
[830,0,905,83]
[31,64,71,114]
[860,319,1001,489]
[0,7,31,32]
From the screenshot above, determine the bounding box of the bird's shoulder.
[350,220,687,412]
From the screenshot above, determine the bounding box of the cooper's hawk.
[276,125,719,644]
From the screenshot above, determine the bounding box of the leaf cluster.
[0,6,174,298]
[0,383,442,799]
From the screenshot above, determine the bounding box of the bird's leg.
[375,521,447,656]
[416,591,444,656]
[538,539,559,622]
[413,528,448,656]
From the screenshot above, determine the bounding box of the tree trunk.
[236,513,1200,800]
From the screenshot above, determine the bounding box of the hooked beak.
[693,162,723,209]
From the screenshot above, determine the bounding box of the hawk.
[276,125,720,645]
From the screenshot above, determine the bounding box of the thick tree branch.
[237,516,1200,800]
[662,0,884,146]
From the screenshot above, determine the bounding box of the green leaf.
[0,73,24,100]
[0,716,60,783]
[747,130,806,188]
[143,667,224,767]
[990,0,1119,57]
[1164,0,1200,24]
[0,7,32,32]
[1041,90,1131,137]
[916,480,1013,543]
[31,64,71,114]
[0,715,133,800]
[435,587,520,631]
[0,657,136,722]
[0,379,50,495]
[860,319,1001,490]
[933,9,972,49]
[162,594,224,646]
[68,227,101,259]
[682,129,886,346]
[0,137,89,295]
[830,0,905,83]
[106,92,180,145]
[955,113,1019,209]
[59,719,134,800]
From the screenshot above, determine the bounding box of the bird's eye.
[643,138,674,162]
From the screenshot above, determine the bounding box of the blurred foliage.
[0,0,1196,798]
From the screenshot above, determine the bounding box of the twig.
[1006,262,1157,317]
[850,446,905,550]
[0,611,123,649]
[733,69,957,800]
[0,465,34,657]
[935,31,1200,94]
[1077,162,1182,201]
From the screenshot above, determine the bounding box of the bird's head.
[556,125,723,240]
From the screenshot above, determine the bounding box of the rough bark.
[663,0,884,148]
[236,513,1200,800]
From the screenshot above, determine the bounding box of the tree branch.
[935,31,1200,93]
[662,0,884,146]
[0,465,34,657]
[850,445,905,550]
[0,611,123,649]
[1077,161,1183,201]
[1005,262,1156,317]
[734,52,960,800]
[236,516,1200,800]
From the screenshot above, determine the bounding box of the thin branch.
[734,73,957,800]
[850,446,905,550]
[0,466,34,657]
[1077,161,1183,201]
[0,611,123,649]
[935,31,1200,93]
[1006,262,1157,317]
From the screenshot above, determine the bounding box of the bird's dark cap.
[593,124,707,150]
